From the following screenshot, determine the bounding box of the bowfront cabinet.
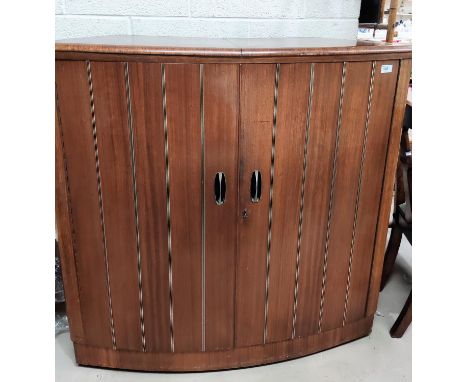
[55,36,411,371]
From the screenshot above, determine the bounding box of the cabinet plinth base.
[74,316,373,372]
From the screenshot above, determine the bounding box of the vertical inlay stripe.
[200,64,206,352]
[342,61,376,326]
[318,62,347,334]
[234,64,241,348]
[124,62,147,351]
[161,64,175,352]
[263,63,280,344]
[291,63,315,339]
[86,60,117,350]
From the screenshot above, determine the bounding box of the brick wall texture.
[56,0,361,40]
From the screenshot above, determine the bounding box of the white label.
[381,64,393,73]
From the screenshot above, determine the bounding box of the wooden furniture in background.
[380,92,412,337]
[391,291,412,337]
[55,36,412,371]
[386,0,401,42]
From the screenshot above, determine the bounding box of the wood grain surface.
[203,64,239,351]
[128,62,172,352]
[235,64,276,347]
[266,63,311,343]
[74,316,373,371]
[90,62,143,351]
[56,61,113,348]
[55,43,411,371]
[55,35,411,58]
[319,61,372,332]
[345,60,400,324]
[366,59,412,317]
[165,64,203,352]
[55,106,85,344]
[294,62,344,338]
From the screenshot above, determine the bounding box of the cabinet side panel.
[129,62,172,352]
[366,59,412,317]
[266,63,311,343]
[165,64,203,352]
[55,61,113,348]
[91,62,143,351]
[345,61,399,323]
[55,106,85,343]
[204,64,239,350]
[236,64,276,347]
[294,63,343,338]
[320,61,372,332]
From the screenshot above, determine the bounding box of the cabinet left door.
[56,61,240,353]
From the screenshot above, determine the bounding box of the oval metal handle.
[250,170,262,203]
[214,172,226,205]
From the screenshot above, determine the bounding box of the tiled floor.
[55,235,411,382]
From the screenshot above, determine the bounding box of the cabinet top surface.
[55,35,411,57]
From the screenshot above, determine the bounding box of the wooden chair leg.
[390,291,412,338]
[380,226,403,291]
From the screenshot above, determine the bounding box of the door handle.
[214,172,226,205]
[250,170,262,203]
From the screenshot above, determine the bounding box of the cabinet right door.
[236,60,399,346]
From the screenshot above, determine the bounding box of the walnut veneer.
[55,36,411,371]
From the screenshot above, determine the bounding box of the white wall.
[56,0,361,40]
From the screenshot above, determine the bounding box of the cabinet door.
[57,61,241,352]
[236,64,277,347]
[236,61,400,346]
[203,64,239,351]
[164,63,241,352]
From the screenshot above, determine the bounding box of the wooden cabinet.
[55,36,411,371]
